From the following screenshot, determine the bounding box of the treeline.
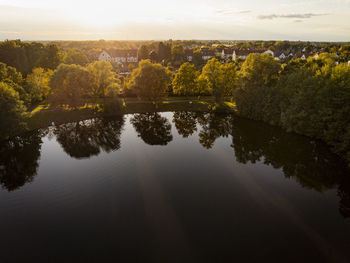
[124,53,350,165]
[49,39,350,63]
[0,59,120,140]
[1,39,350,166]
[0,40,62,76]
[50,61,121,111]
[234,53,350,165]
[0,62,53,139]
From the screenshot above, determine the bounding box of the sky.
[0,0,350,41]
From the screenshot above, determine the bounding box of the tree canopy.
[50,64,90,108]
[0,82,27,140]
[126,60,171,103]
[172,62,199,96]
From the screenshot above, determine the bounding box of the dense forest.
[0,39,350,166]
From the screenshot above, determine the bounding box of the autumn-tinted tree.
[196,74,212,95]
[0,62,29,104]
[25,67,52,102]
[50,64,89,108]
[86,61,119,98]
[172,62,199,96]
[126,60,171,103]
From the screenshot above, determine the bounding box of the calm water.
[0,112,349,263]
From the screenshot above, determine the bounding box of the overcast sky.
[0,0,350,41]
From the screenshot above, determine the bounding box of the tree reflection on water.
[1,112,349,218]
[131,113,173,146]
[0,130,43,191]
[173,111,350,218]
[54,116,125,159]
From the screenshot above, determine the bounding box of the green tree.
[64,49,89,66]
[40,44,63,70]
[200,58,236,101]
[196,74,212,95]
[0,62,29,104]
[126,60,171,104]
[50,64,89,108]
[0,82,27,140]
[172,62,199,96]
[138,45,149,60]
[86,61,119,98]
[235,54,281,120]
[25,67,52,102]
[157,42,171,63]
[201,58,223,101]
[221,62,238,98]
[149,50,158,62]
[192,49,204,69]
[171,44,185,66]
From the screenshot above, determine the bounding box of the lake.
[0,112,349,262]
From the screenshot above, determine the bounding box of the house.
[233,50,249,61]
[214,48,223,57]
[291,51,308,60]
[264,50,275,57]
[222,48,235,60]
[185,49,193,62]
[98,49,138,64]
[232,49,265,61]
[279,53,287,60]
[201,48,215,61]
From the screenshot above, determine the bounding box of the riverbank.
[27,99,236,131]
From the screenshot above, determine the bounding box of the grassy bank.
[26,99,228,131]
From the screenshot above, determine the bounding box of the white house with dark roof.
[201,48,215,61]
[264,50,274,57]
[232,49,266,61]
[99,49,138,64]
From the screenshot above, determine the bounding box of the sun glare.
[66,1,166,28]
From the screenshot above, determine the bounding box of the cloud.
[257,13,329,20]
[216,9,251,15]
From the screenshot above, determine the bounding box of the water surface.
[0,112,349,262]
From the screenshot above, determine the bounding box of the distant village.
[97,44,349,67]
